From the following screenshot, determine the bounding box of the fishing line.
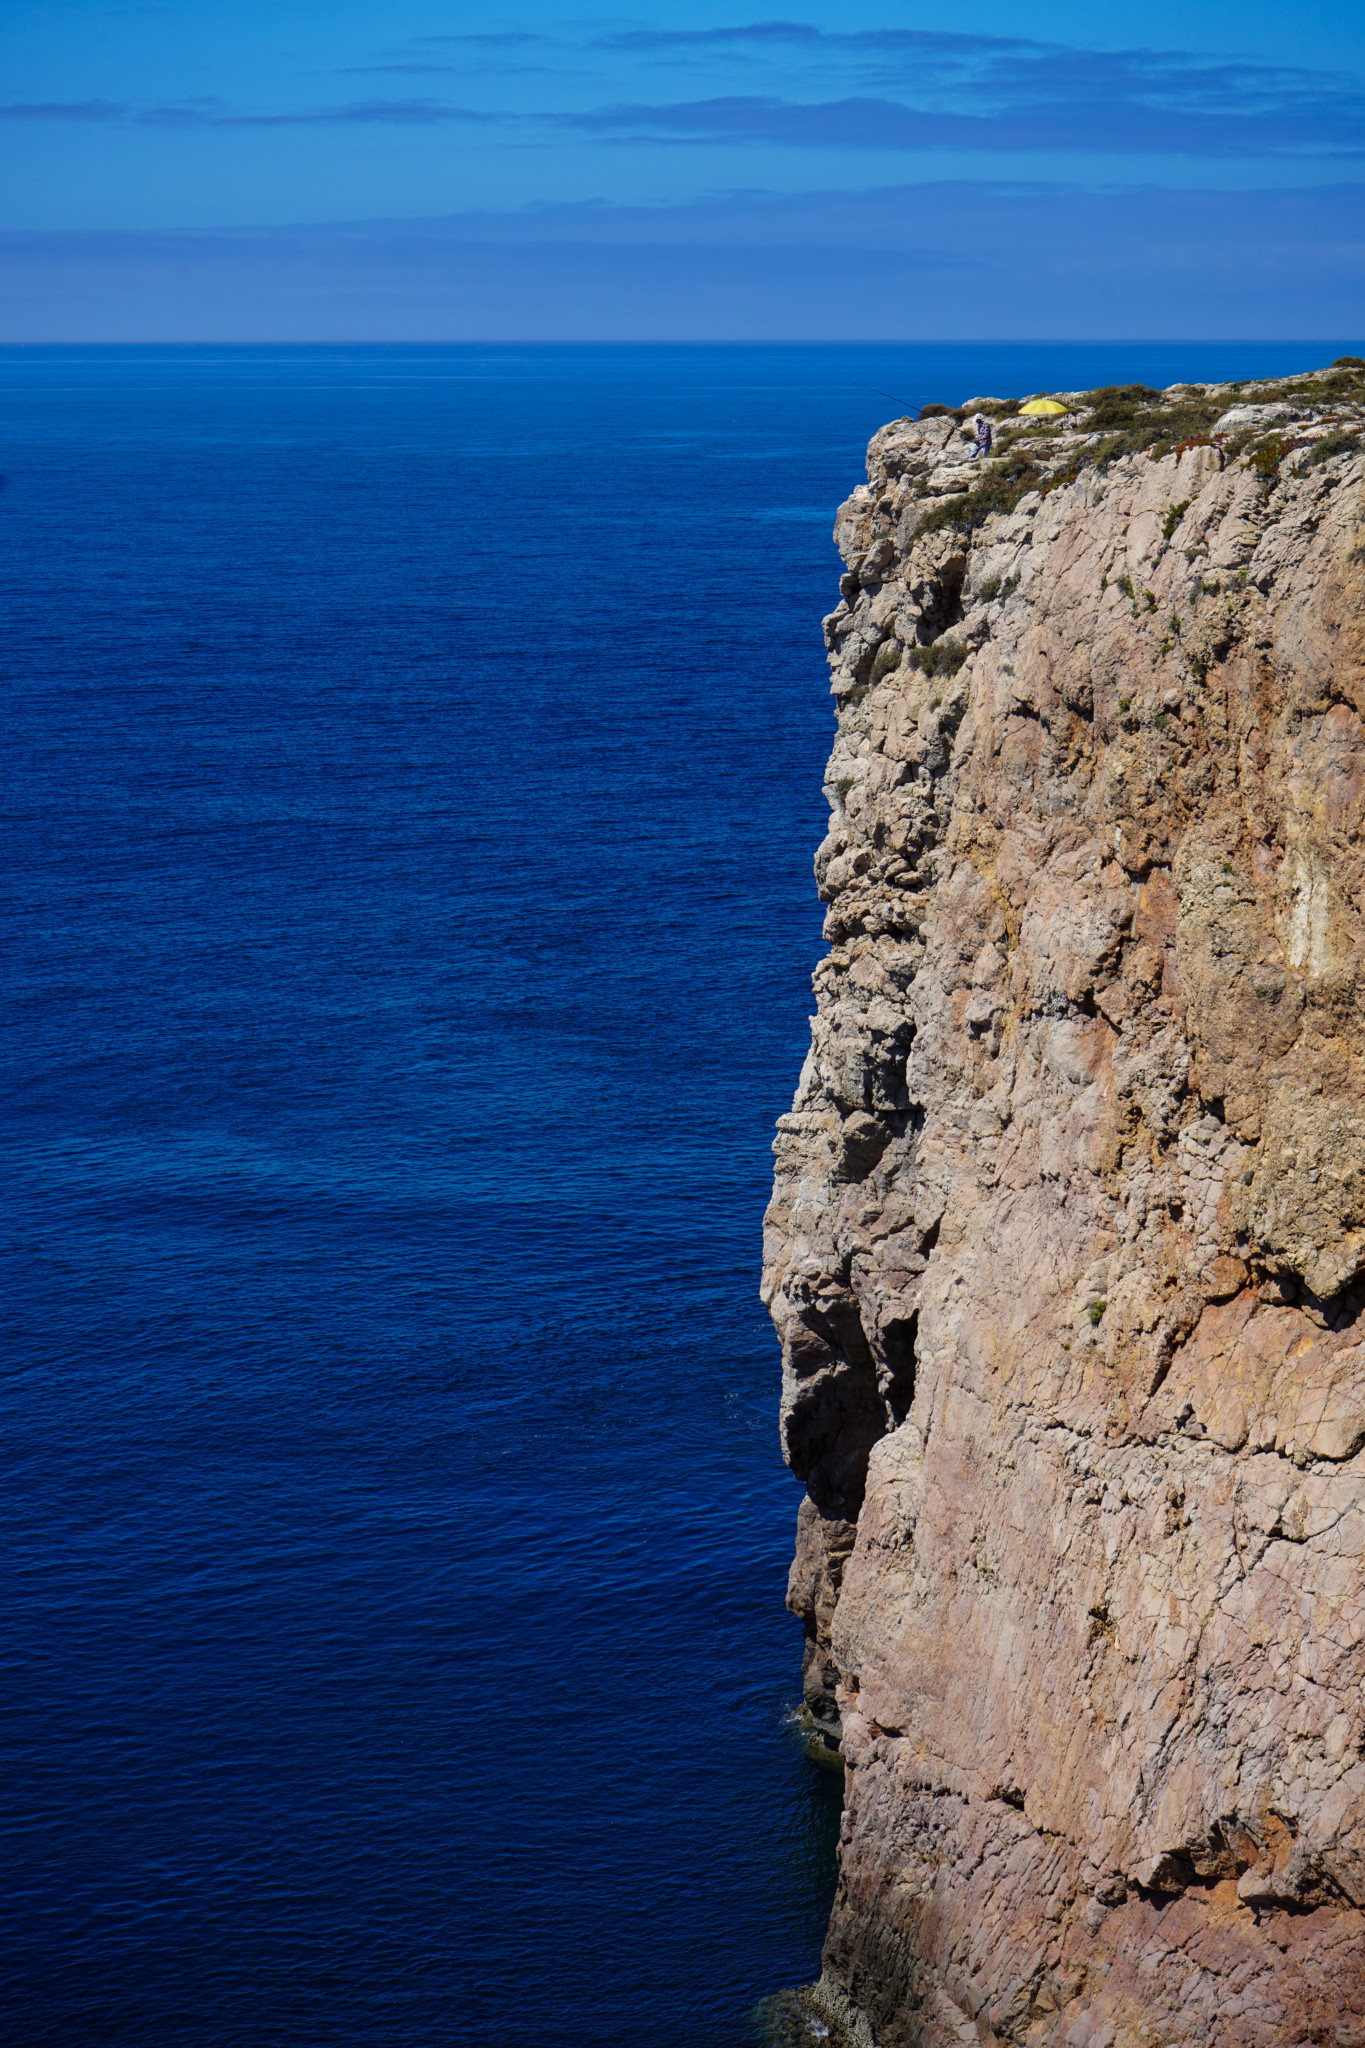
[857,383,920,414]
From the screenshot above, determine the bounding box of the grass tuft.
[906,641,967,678]
[1303,429,1361,467]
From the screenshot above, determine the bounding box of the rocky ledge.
[762,363,1365,2046]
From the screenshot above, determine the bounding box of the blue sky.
[2,0,1364,338]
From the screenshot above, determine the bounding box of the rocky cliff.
[762,365,1365,2047]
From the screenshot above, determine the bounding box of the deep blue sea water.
[2,340,1352,2047]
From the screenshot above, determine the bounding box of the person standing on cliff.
[970,412,993,459]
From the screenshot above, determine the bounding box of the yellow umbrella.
[1019,398,1068,416]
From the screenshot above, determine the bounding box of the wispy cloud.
[5,25,1365,162]
[590,21,1339,98]
[560,90,1365,159]
[221,100,499,128]
[0,101,126,121]
[0,99,507,129]
[597,21,829,49]
[593,23,1025,55]
[338,64,460,77]
[416,32,548,47]
[587,26,1365,135]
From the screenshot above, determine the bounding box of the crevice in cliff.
[783,1306,885,1524]
[879,1314,918,1429]
[914,556,968,645]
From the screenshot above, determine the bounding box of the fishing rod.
[858,383,921,415]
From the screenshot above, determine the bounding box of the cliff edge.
[763,365,1365,2046]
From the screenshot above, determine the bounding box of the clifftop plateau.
[762,363,1365,2046]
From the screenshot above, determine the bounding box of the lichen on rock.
[763,363,1365,2045]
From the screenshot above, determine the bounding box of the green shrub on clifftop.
[1304,430,1361,466]
[913,454,1043,540]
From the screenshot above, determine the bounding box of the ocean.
[1,340,1344,2046]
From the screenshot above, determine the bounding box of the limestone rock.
[766,366,1365,2045]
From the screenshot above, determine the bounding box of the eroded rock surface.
[763,370,1365,2045]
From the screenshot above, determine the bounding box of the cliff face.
[763,370,1365,2046]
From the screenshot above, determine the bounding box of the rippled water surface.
[0,341,1330,2045]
